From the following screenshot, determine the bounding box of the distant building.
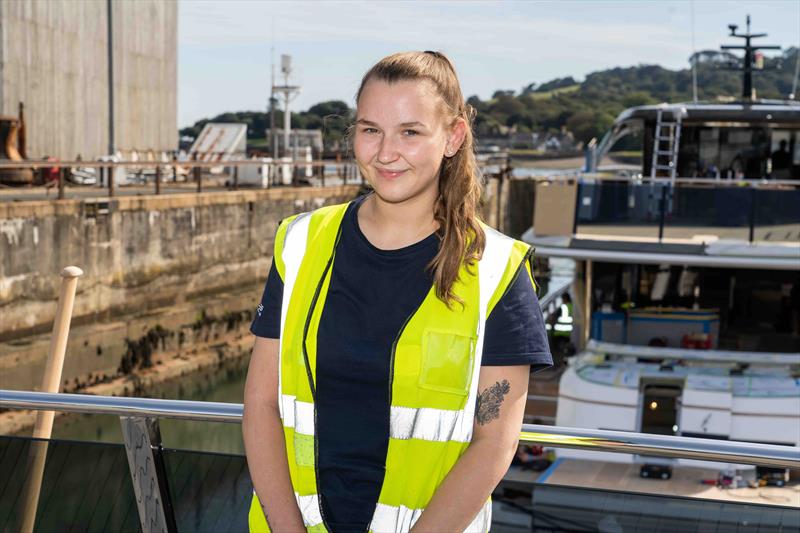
[689,50,739,67]
[267,129,324,155]
[189,124,247,160]
[510,132,538,149]
[0,0,177,159]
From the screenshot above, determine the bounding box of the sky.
[178,0,800,127]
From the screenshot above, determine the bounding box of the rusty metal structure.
[0,103,32,185]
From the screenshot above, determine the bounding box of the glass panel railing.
[2,433,798,532]
[753,187,800,243]
[493,481,799,532]
[162,448,251,532]
[662,185,753,241]
[0,435,140,532]
[575,181,662,240]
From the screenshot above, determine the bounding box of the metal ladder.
[650,107,682,180]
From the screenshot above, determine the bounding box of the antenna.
[272,54,300,160]
[792,3,800,99]
[270,21,277,158]
[690,0,698,102]
[720,15,780,100]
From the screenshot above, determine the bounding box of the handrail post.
[571,179,582,235]
[658,183,667,242]
[748,186,757,243]
[120,416,178,533]
[194,156,202,194]
[232,164,239,191]
[108,163,115,198]
[155,164,161,195]
[57,167,65,200]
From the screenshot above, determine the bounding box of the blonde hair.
[356,51,485,306]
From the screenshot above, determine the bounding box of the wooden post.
[233,165,239,191]
[155,165,162,195]
[17,266,84,533]
[108,163,115,198]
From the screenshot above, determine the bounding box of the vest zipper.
[302,222,344,533]
[370,294,426,532]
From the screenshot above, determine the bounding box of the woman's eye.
[403,129,419,137]
[361,127,378,134]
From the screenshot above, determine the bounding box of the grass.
[527,84,581,100]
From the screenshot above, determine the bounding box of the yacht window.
[674,126,783,179]
[769,129,799,180]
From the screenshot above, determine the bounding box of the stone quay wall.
[0,185,361,342]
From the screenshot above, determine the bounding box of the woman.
[243,51,552,533]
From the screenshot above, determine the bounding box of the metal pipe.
[106,0,115,156]
[520,424,800,469]
[587,340,800,366]
[584,259,592,345]
[529,244,800,271]
[1,389,797,468]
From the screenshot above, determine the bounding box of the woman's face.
[354,79,462,206]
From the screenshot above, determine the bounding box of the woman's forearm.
[243,393,306,531]
[412,366,530,532]
[409,436,517,532]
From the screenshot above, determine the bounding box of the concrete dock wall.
[0,185,360,341]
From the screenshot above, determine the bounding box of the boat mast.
[721,15,780,100]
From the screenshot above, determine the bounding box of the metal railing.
[2,389,797,468]
[0,156,515,201]
[1,388,798,532]
[572,177,800,244]
[537,276,572,324]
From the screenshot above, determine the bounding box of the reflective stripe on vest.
[370,500,491,533]
[251,202,530,533]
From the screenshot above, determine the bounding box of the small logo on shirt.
[256,303,264,317]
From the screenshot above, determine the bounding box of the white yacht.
[523,24,800,479]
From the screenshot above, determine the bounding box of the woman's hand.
[243,337,307,532]
[410,364,530,532]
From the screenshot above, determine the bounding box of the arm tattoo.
[475,379,511,426]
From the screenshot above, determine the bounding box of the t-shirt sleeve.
[250,259,284,339]
[481,261,553,373]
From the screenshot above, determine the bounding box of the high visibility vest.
[249,201,532,533]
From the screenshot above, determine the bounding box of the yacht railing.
[536,275,572,324]
[1,389,798,531]
[587,340,800,366]
[571,178,800,244]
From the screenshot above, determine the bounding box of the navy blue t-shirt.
[250,196,552,532]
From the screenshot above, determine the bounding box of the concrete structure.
[0,175,518,392]
[0,0,177,160]
[0,186,360,391]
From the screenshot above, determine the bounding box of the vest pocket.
[418,330,475,396]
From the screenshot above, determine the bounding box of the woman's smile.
[375,167,408,179]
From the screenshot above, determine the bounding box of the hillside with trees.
[180,48,798,150]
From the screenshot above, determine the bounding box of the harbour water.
[47,357,250,454]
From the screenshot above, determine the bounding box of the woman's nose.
[377,136,399,165]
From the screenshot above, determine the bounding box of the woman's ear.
[445,118,467,157]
